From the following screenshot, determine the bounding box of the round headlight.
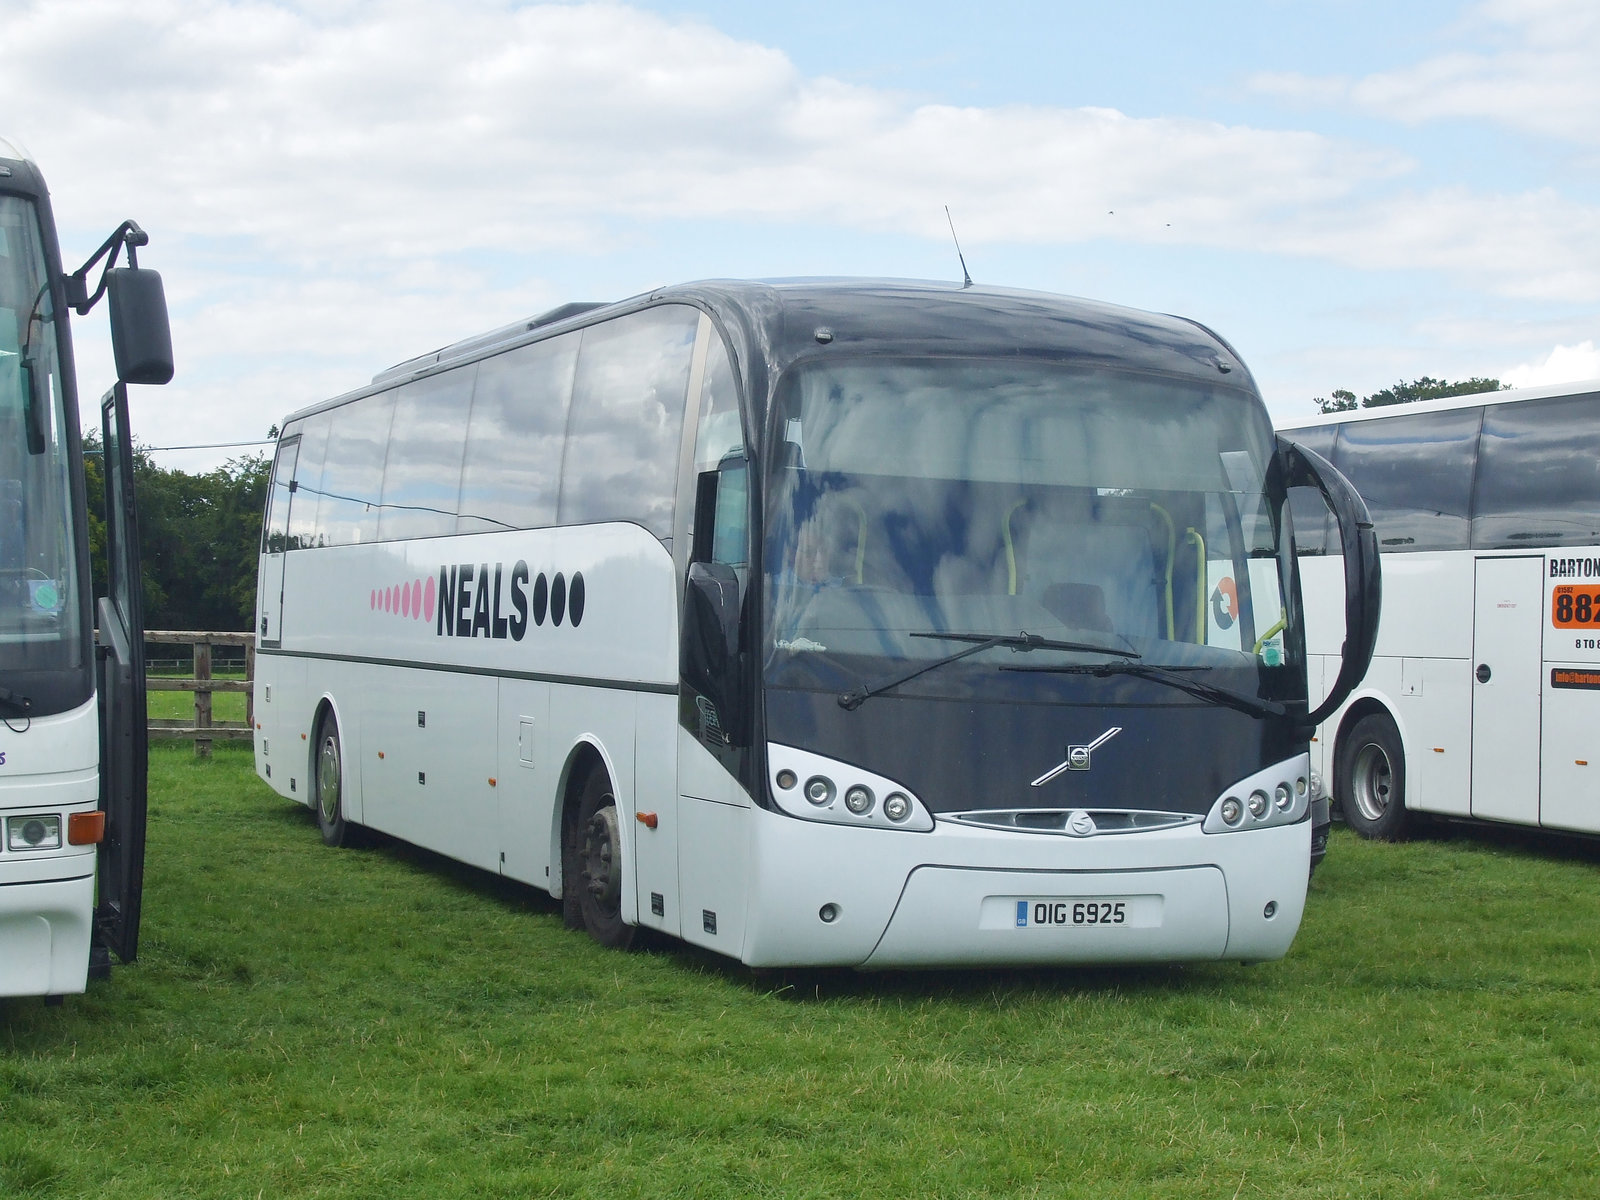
[1274,782,1293,811]
[1220,797,1243,825]
[775,769,798,791]
[1296,776,1308,797]
[883,793,911,822]
[844,785,874,815]
[1248,790,1270,819]
[21,819,47,846]
[804,776,835,807]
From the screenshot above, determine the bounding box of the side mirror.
[682,560,747,745]
[1278,435,1381,727]
[106,268,174,386]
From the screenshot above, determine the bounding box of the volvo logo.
[1030,727,1123,787]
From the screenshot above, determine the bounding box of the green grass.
[5,746,1600,1198]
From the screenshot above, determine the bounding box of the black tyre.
[313,711,350,847]
[1336,712,1409,841]
[565,768,637,950]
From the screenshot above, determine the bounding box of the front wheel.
[565,768,637,950]
[1336,712,1410,841]
[313,711,351,847]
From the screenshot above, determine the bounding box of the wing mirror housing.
[1278,435,1381,728]
[106,267,174,386]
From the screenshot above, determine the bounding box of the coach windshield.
[0,194,83,698]
[763,357,1299,707]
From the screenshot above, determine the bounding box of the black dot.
[551,573,567,627]
[532,574,548,626]
[569,573,585,627]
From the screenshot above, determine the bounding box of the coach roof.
[286,278,1256,427]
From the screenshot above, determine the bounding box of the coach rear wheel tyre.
[1336,713,1409,841]
[314,713,350,847]
[573,770,637,950]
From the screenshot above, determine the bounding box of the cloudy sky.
[4,0,1598,470]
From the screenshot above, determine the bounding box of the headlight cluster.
[6,814,63,851]
[1203,755,1312,834]
[767,744,933,832]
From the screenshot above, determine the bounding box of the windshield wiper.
[837,630,1138,711]
[1001,660,1287,720]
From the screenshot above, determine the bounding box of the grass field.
[4,744,1599,1198]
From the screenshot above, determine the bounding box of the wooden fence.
[145,630,255,757]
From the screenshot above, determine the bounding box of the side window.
[1473,392,1600,549]
[286,412,330,549]
[458,335,577,533]
[1282,425,1337,556]
[1331,407,1481,552]
[378,367,474,541]
[262,434,300,554]
[694,331,748,570]
[558,306,698,538]
[318,394,396,546]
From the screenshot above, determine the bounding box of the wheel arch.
[1330,692,1408,805]
[549,736,624,904]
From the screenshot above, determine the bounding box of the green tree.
[1313,375,1505,415]
[81,431,267,631]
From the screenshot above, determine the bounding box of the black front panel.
[765,685,1299,816]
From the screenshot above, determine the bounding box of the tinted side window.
[559,306,698,538]
[457,334,578,533]
[262,434,300,554]
[318,394,396,546]
[378,367,475,541]
[1331,407,1481,552]
[1474,391,1600,549]
[286,412,330,549]
[1282,425,1337,556]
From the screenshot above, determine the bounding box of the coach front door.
[1470,556,1544,824]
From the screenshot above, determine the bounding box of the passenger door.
[95,383,147,964]
[257,435,298,646]
[1470,556,1544,824]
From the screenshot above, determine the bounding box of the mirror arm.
[65,220,149,315]
[1278,436,1382,729]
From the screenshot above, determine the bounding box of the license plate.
[980,895,1161,930]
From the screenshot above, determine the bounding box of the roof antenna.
[945,206,973,288]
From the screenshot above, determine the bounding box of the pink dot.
[402,582,411,618]
[423,576,436,622]
[411,579,424,619]
[370,590,376,610]
[385,586,393,613]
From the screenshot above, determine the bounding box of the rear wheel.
[1336,712,1409,841]
[313,711,350,847]
[565,768,636,950]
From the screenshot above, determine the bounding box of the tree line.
[83,432,268,632]
[1313,375,1505,414]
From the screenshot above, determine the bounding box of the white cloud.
[1251,0,1600,145]
[4,0,1598,457]
[1502,340,1600,389]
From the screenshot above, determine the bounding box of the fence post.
[193,638,213,758]
[245,642,256,733]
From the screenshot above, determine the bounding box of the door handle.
[1476,663,1492,683]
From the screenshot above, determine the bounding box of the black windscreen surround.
[1282,424,1337,556]
[1473,391,1600,549]
[1329,407,1481,552]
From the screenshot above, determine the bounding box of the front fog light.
[775,769,798,791]
[1248,790,1270,819]
[883,792,911,822]
[1220,797,1243,826]
[804,776,835,807]
[844,785,874,815]
[1274,782,1293,811]
[9,815,62,851]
